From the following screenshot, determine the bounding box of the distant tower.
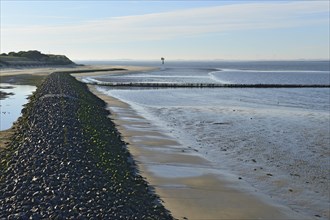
[161,57,165,64]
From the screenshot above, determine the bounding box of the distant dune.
[0,50,75,68]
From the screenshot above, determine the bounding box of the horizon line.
[74,58,330,62]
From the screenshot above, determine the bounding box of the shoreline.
[89,85,310,220]
[0,72,173,219]
[0,64,155,133]
[1,65,326,219]
[0,64,156,75]
[0,65,156,154]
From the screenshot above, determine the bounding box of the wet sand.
[0,66,317,219]
[71,66,157,78]
[0,65,156,78]
[89,86,310,220]
[0,129,14,152]
[0,65,155,149]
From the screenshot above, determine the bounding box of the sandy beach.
[89,86,311,220]
[0,72,173,219]
[2,0,328,218]
[0,65,155,78]
[1,65,326,219]
[0,65,155,150]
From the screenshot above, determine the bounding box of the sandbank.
[0,65,157,84]
[0,65,314,218]
[0,65,155,150]
[71,65,157,78]
[89,86,310,220]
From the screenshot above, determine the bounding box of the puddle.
[0,83,36,130]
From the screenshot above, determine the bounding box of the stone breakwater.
[0,73,173,219]
[86,81,330,88]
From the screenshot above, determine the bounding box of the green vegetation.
[0,90,14,100]
[0,50,74,67]
[0,74,46,86]
[0,72,172,218]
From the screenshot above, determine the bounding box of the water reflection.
[0,83,36,130]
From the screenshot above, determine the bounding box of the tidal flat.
[88,60,329,220]
[0,72,173,219]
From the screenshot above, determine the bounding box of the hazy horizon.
[1,1,329,61]
[73,58,329,62]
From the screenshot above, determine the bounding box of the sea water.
[0,84,36,130]
[84,60,329,85]
[86,60,330,219]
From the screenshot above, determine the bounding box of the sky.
[0,0,329,61]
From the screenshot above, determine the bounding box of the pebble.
[0,73,173,219]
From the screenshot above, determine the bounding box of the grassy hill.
[0,50,75,67]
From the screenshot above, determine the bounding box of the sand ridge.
[0,65,157,77]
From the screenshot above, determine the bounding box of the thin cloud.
[1,1,329,49]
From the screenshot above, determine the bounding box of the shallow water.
[99,86,330,219]
[211,69,330,85]
[87,61,330,219]
[89,68,330,85]
[0,83,36,130]
[87,60,330,86]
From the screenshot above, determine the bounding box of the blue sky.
[1,1,329,60]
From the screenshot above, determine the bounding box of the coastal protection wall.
[0,73,173,219]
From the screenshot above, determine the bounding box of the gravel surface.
[0,72,173,219]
